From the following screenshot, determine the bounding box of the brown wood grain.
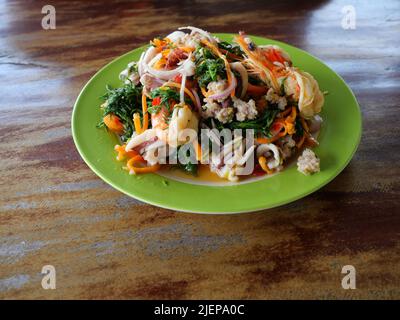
[0,0,399,299]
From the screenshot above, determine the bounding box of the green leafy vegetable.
[218,41,244,57]
[127,61,138,74]
[295,117,304,137]
[176,145,198,175]
[147,87,180,114]
[248,75,264,86]
[280,77,287,96]
[204,108,279,137]
[179,161,198,175]
[97,82,142,142]
[194,46,226,88]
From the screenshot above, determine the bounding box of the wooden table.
[1,0,399,299]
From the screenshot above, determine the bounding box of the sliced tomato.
[173,74,194,90]
[152,96,161,106]
[173,74,182,83]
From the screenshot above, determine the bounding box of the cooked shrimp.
[168,104,199,147]
[283,68,324,119]
[151,106,170,130]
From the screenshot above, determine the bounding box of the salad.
[98,27,325,182]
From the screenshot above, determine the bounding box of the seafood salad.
[98,27,324,182]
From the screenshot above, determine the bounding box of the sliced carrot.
[127,155,161,174]
[180,46,195,53]
[194,140,202,162]
[200,86,209,97]
[256,120,288,144]
[151,38,170,52]
[256,137,269,144]
[114,144,138,161]
[153,58,166,70]
[285,106,297,123]
[258,156,274,174]
[286,122,296,135]
[283,107,297,135]
[133,113,142,133]
[162,82,198,108]
[103,114,124,133]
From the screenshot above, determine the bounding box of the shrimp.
[234,32,323,119]
[168,104,199,147]
[283,68,324,119]
[234,32,290,92]
[151,106,170,130]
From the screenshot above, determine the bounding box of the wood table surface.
[1,0,399,299]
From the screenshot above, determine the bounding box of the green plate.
[71,33,361,214]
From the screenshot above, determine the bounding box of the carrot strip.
[162,82,198,108]
[286,106,297,123]
[256,120,288,144]
[180,46,195,53]
[283,107,297,135]
[258,156,274,174]
[194,140,202,162]
[200,86,209,97]
[267,128,287,143]
[201,39,235,97]
[133,113,142,133]
[114,144,138,161]
[127,155,161,174]
[256,137,269,144]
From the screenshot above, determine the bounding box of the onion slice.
[148,53,162,67]
[138,52,145,76]
[180,73,187,104]
[256,143,281,169]
[144,53,194,81]
[230,62,248,99]
[191,88,201,112]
